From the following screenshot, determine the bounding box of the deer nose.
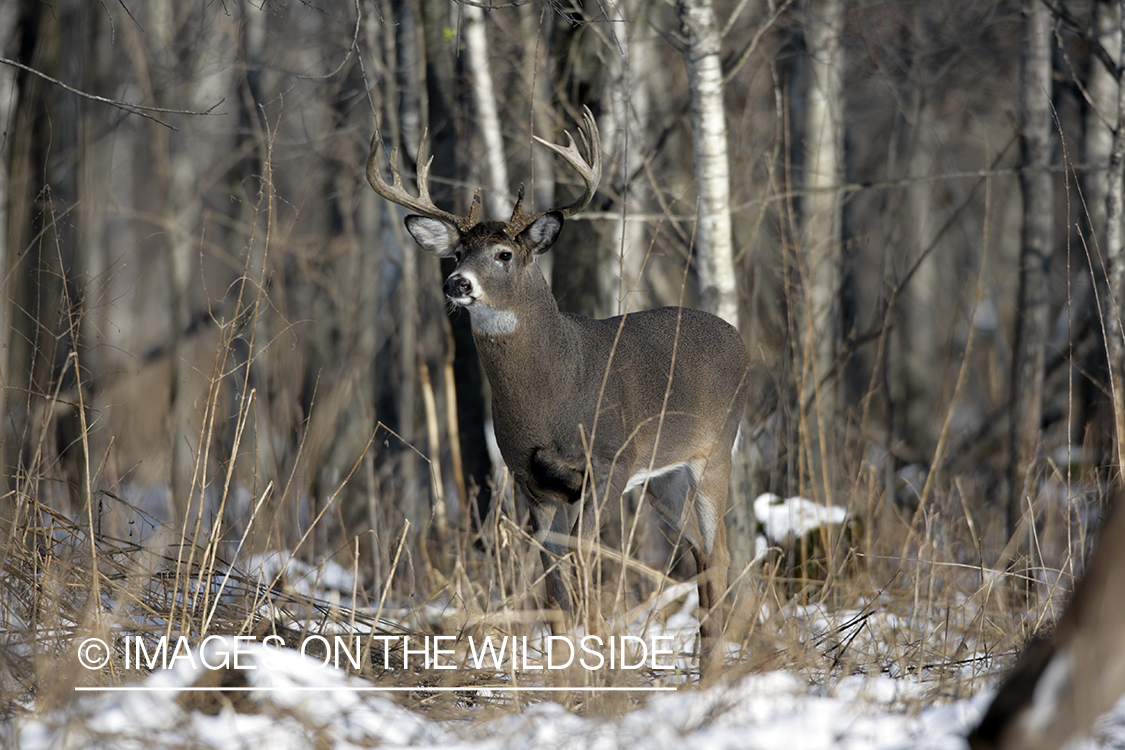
[444,274,473,299]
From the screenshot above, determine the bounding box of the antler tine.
[511,184,527,217]
[531,106,602,218]
[413,130,436,206]
[467,188,483,226]
[366,130,478,232]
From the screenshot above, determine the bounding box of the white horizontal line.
[75,685,676,693]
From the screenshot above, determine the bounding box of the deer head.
[366,108,600,336]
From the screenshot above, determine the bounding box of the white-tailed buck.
[366,108,750,655]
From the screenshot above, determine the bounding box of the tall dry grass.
[0,308,1098,722]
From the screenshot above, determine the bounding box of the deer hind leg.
[647,460,732,662]
[693,460,732,641]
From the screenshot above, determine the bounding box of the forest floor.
[3,491,1123,749]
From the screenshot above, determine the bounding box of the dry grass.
[0,400,1095,727]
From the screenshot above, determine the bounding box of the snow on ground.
[9,636,991,750]
[8,493,1124,750]
[11,608,1125,749]
[754,493,853,546]
[17,649,1125,750]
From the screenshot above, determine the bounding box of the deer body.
[481,302,748,631]
[367,110,750,652]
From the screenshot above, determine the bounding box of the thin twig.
[0,56,225,131]
[722,0,796,84]
[296,0,362,80]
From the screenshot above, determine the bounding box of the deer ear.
[523,212,563,255]
[405,215,461,257]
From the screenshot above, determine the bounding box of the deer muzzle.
[444,274,473,301]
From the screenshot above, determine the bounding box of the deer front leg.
[528,497,576,634]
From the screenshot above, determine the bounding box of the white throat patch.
[470,306,518,335]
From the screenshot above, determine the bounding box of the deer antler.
[509,106,602,234]
[366,129,481,233]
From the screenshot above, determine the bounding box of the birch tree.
[1105,0,1125,476]
[464,3,511,219]
[677,0,739,328]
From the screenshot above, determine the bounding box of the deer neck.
[469,284,578,408]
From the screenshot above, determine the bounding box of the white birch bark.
[1106,0,1125,473]
[678,0,739,328]
[464,3,511,219]
[678,0,760,589]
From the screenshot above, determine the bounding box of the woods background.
[0,0,1118,608]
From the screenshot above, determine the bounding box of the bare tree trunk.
[0,1,19,506]
[521,6,556,284]
[464,3,510,219]
[603,0,663,315]
[4,2,69,507]
[1106,0,1125,476]
[1070,0,1119,477]
[1089,1,1120,249]
[677,0,738,327]
[236,0,289,553]
[150,0,203,525]
[394,0,427,532]
[1006,0,1053,564]
[891,6,940,458]
[1,0,38,502]
[547,53,606,318]
[603,0,641,312]
[800,0,844,502]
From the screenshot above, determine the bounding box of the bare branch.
[722,0,796,85]
[296,0,362,80]
[0,57,224,131]
[455,0,536,9]
[1041,0,1122,82]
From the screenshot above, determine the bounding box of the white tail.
[367,108,751,660]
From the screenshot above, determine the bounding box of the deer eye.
[495,250,513,263]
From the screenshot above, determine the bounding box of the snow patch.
[754,492,852,546]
